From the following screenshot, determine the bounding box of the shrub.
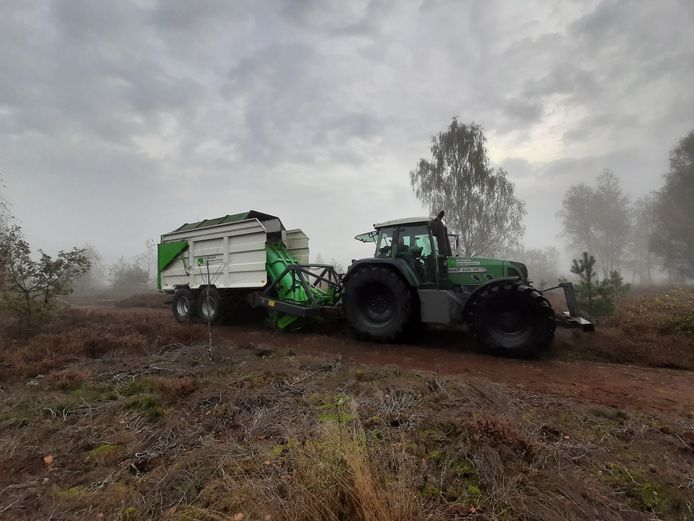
[0,226,90,332]
[569,252,630,317]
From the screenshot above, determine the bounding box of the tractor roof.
[373,216,430,228]
[170,210,284,233]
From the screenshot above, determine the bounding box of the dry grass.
[0,297,693,520]
[555,287,694,369]
[0,308,206,380]
[612,287,694,337]
[1,329,691,521]
[44,367,90,390]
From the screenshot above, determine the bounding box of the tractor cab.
[355,213,452,288]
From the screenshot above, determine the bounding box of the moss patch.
[88,443,120,461]
[124,392,163,419]
[603,464,682,513]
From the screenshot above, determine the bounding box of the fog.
[1,1,693,278]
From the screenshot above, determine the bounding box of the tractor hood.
[447,257,528,286]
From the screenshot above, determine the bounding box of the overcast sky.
[2,0,693,267]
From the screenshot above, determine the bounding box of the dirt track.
[214,324,693,419]
[111,307,694,419]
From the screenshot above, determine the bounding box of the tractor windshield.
[375,227,394,257]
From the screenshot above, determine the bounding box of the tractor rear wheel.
[197,286,222,324]
[467,281,555,357]
[172,288,198,323]
[344,266,413,341]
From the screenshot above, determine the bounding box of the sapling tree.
[571,252,597,314]
[570,251,629,317]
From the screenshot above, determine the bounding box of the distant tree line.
[561,129,694,285]
[71,244,156,297]
[650,131,694,281]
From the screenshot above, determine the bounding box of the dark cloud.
[501,97,544,125]
[523,65,599,101]
[0,0,692,265]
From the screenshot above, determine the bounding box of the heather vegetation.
[1,307,693,520]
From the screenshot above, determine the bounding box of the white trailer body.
[158,211,309,291]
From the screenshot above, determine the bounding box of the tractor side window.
[416,234,433,256]
[375,227,394,257]
[396,225,429,255]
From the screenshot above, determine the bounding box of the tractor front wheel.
[344,266,413,342]
[467,282,555,357]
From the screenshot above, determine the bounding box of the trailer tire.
[344,266,412,342]
[467,281,555,357]
[173,289,197,323]
[197,286,222,325]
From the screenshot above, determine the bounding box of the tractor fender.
[342,258,422,327]
[342,257,419,288]
[343,258,420,288]
[461,277,521,323]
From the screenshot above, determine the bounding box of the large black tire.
[197,286,223,325]
[343,266,413,341]
[466,281,555,357]
[172,288,197,323]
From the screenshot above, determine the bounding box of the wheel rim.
[200,294,216,320]
[487,302,533,345]
[176,296,191,316]
[358,284,395,326]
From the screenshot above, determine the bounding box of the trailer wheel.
[467,282,555,357]
[172,289,197,323]
[197,286,222,324]
[344,266,412,341]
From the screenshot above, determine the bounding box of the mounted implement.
[158,210,592,357]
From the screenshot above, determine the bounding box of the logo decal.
[449,267,488,274]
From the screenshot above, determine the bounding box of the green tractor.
[343,211,592,356]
